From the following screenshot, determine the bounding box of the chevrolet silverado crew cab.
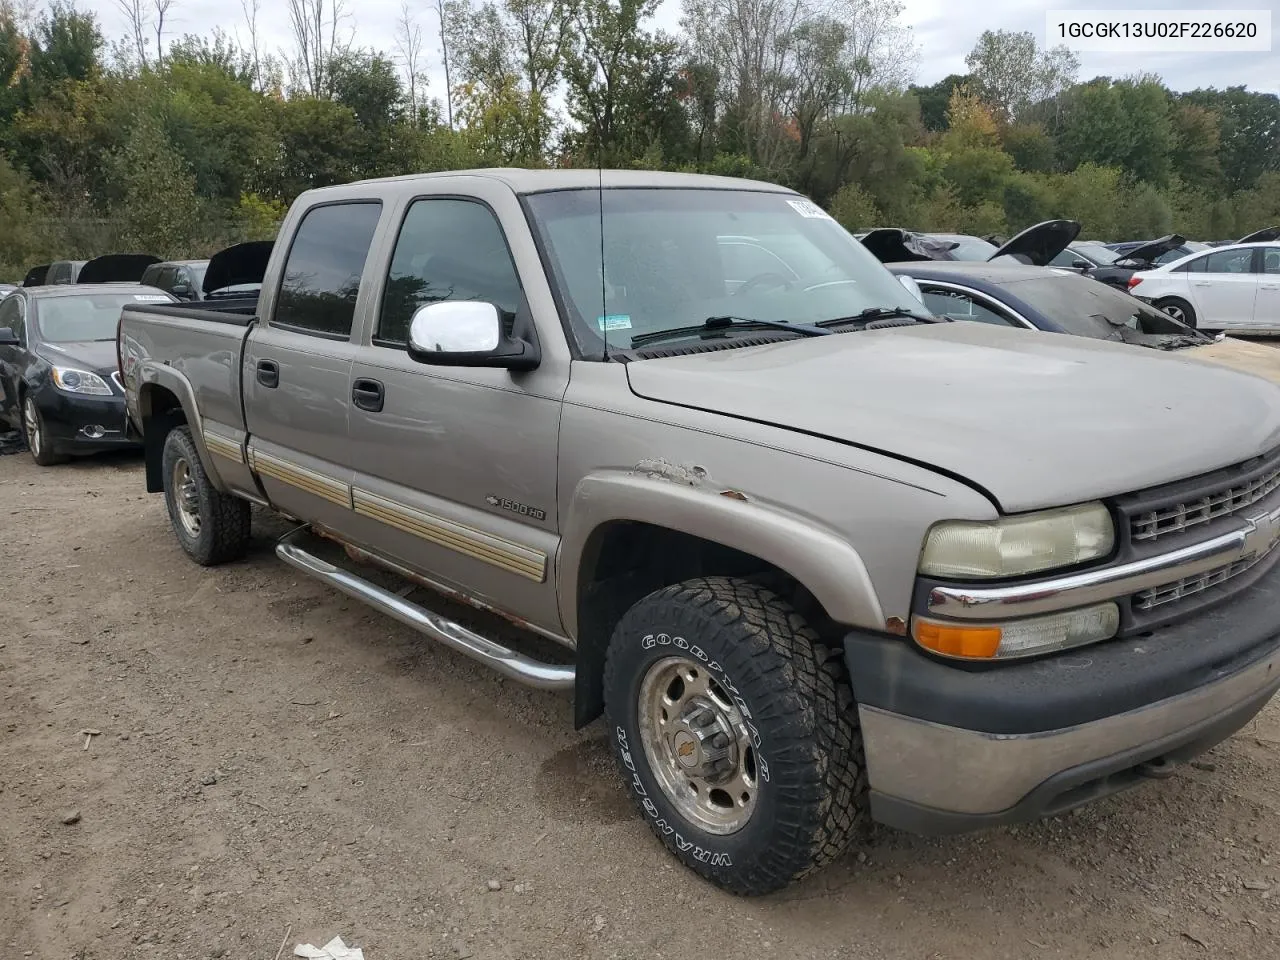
[118,170,1280,895]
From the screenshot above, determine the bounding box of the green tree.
[964,29,1077,121]
[112,115,202,254]
[827,180,879,231]
[1168,102,1221,190]
[1052,77,1175,186]
[1180,86,1280,191]
[908,74,967,132]
[1002,123,1055,173]
[26,0,101,96]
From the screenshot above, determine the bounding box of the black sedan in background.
[886,261,1211,351]
[0,283,175,464]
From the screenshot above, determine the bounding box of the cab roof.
[343,167,797,195]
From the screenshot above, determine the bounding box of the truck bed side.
[118,300,258,498]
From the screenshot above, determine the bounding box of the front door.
[1187,247,1261,329]
[344,194,568,634]
[0,294,26,428]
[243,200,384,532]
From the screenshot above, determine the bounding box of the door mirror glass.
[0,326,17,347]
[897,274,925,303]
[409,301,502,354]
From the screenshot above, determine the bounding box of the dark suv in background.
[140,260,208,301]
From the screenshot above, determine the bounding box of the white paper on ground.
[294,935,366,960]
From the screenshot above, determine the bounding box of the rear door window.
[274,201,383,338]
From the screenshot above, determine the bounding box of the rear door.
[343,187,568,633]
[1256,246,1280,327]
[243,199,384,534]
[1186,247,1261,329]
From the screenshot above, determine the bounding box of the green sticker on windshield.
[597,314,632,331]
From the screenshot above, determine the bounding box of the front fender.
[135,361,227,493]
[557,469,885,639]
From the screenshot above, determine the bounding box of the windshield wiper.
[817,306,943,327]
[628,315,833,348]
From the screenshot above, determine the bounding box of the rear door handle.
[256,360,279,388]
[352,378,385,413]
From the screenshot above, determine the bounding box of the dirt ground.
[3,450,1279,960]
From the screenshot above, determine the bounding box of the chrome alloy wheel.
[1163,303,1187,323]
[172,457,202,538]
[637,655,758,834]
[23,397,41,458]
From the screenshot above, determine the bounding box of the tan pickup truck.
[118,169,1280,894]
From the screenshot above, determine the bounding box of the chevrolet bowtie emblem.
[1242,503,1280,558]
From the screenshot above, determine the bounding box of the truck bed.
[118,300,255,443]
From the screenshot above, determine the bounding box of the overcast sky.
[80,0,1279,97]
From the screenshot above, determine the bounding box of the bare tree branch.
[115,0,150,67]
[152,0,175,68]
[394,0,427,123]
[433,0,454,127]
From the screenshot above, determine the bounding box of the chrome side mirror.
[406,301,539,371]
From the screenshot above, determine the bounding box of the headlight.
[51,367,113,396]
[919,502,1114,579]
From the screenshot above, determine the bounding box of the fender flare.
[557,470,886,641]
[135,361,228,493]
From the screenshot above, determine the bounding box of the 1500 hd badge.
[486,495,547,521]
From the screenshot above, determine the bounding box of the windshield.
[35,293,157,342]
[1073,243,1120,265]
[998,274,1207,342]
[936,235,999,261]
[524,188,922,354]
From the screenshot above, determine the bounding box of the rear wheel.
[23,395,66,466]
[161,426,251,565]
[603,576,866,895]
[1155,297,1197,328]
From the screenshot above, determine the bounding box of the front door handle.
[256,360,279,388]
[352,378,385,413]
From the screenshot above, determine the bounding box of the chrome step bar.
[276,540,575,691]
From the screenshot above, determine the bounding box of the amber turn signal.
[912,620,1001,659]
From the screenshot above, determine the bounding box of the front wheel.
[1155,297,1197,328]
[603,577,866,895]
[161,425,251,565]
[23,395,66,466]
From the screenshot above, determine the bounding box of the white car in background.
[1128,242,1280,333]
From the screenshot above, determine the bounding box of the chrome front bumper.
[859,643,1280,832]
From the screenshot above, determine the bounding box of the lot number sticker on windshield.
[786,199,832,220]
[134,294,170,301]
[597,314,632,331]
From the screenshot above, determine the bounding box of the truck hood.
[624,323,1280,513]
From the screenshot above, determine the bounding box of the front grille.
[1135,535,1280,610]
[1130,457,1280,543]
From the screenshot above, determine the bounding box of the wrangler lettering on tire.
[602,576,866,895]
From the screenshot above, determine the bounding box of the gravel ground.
[2,449,1279,960]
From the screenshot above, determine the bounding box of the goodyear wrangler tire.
[602,576,866,894]
[161,426,251,566]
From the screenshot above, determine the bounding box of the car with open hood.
[858,219,1081,268]
[139,242,273,303]
[115,169,1280,895]
[0,282,175,464]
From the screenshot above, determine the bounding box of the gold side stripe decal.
[248,447,352,508]
[202,429,245,464]
[353,488,547,583]
[243,447,546,582]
